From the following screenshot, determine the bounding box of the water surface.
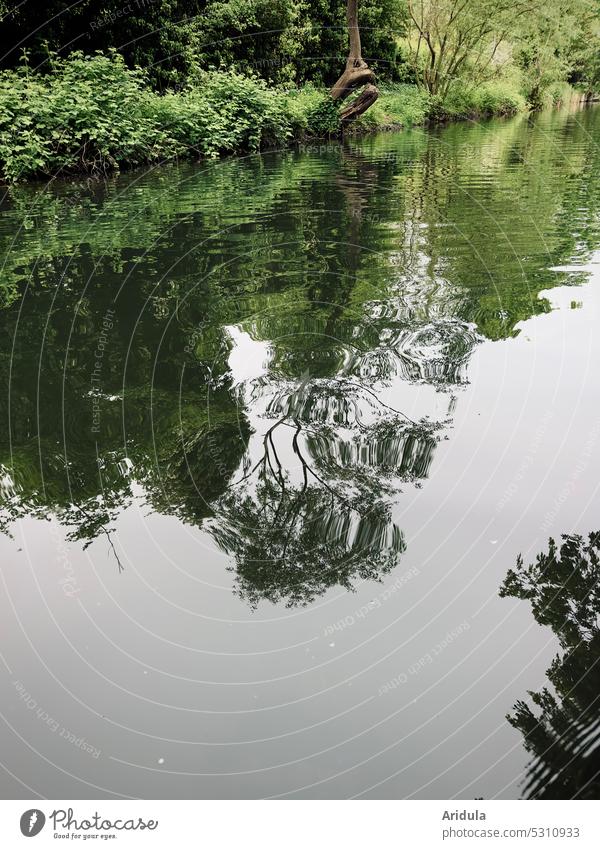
[1,106,600,799]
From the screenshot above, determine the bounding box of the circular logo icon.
[19,810,46,837]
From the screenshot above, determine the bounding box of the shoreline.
[1,73,594,188]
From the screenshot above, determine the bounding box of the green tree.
[514,0,597,107]
[0,0,407,88]
[403,0,531,97]
[403,0,599,104]
[0,1,199,87]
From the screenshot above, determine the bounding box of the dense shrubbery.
[0,54,165,180]
[0,0,597,183]
[283,85,342,136]
[353,83,431,130]
[0,0,407,89]
[0,54,303,181]
[429,80,527,121]
[352,80,526,133]
[0,49,588,182]
[0,53,429,182]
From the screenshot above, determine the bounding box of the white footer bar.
[0,800,598,848]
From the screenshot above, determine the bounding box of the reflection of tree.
[500,532,600,798]
[0,451,133,570]
[208,375,440,606]
[214,483,404,608]
[3,109,599,605]
[0,143,461,605]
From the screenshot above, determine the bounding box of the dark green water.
[1,106,599,799]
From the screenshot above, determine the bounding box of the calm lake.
[1,105,599,799]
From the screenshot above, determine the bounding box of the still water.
[1,106,599,799]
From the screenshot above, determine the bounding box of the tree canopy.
[1,0,598,106]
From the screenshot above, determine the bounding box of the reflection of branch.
[340,378,418,424]
[268,428,285,486]
[292,421,309,493]
[291,418,357,512]
[226,371,424,523]
[74,504,124,573]
[226,406,361,522]
[279,423,308,562]
[280,420,320,437]
[228,415,289,488]
[293,418,335,514]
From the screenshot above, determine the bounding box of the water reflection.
[500,532,600,798]
[0,107,599,608]
[209,355,441,605]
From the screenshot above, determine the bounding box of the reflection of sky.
[226,325,271,388]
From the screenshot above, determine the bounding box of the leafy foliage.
[0,0,598,180]
[430,80,527,121]
[403,0,599,106]
[0,0,407,88]
[0,52,529,182]
[513,0,598,107]
[501,533,600,798]
[284,85,342,136]
[353,82,431,129]
[1,0,596,113]
[0,55,297,180]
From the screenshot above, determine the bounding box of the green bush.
[199,71,292,149]
[0,52,531,183]
[0,55,295,181]
[348,83,431,134]
[430,79,526,121]
[0,52,164,181]
[283,85,341,137]
[543,81,578,108]
[473,81,526,116]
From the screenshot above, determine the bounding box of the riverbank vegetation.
[0,0,598,181]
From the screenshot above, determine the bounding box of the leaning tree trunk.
[330,0,379,124]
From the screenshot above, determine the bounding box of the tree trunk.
[330,0,379,123]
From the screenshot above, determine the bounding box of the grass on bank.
[0,51,567,182]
